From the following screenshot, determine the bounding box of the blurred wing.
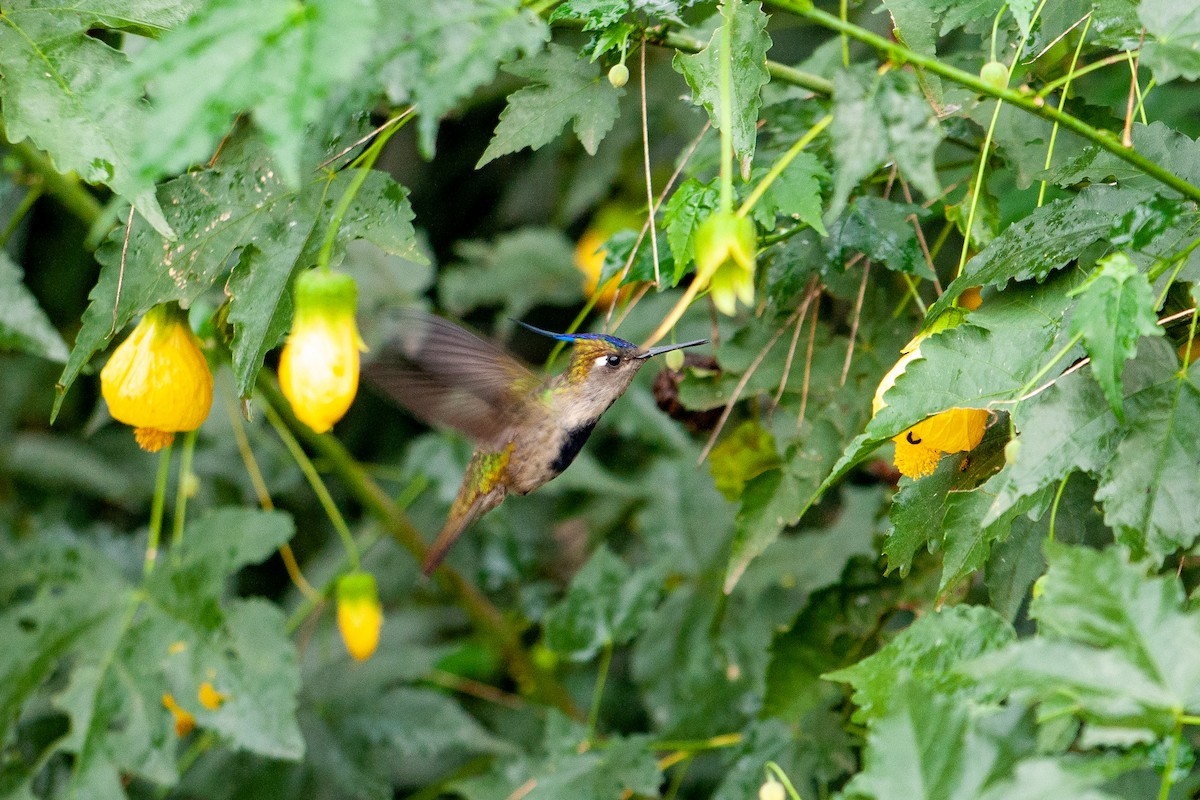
[365,309,541,442]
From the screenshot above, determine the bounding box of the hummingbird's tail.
[421,488,505,575]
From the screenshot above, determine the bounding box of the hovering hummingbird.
[367,310,706,574]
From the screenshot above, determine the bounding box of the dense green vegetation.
[4,0,1200,797]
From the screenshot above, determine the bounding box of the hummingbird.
[366,309,706,574]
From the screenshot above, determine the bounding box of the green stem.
[171,430,197,553]
[765,762,805,800]
[3,135,104,225]
[717,2,735,212]
[260,395,361,571]
[586,641,614,740]
[315,114,409,272]
[1046,475,1069,541]
[0,183,43,248]
[1017,332,1084,398]
[774,1,1200,203]
[1037,14,1092,208]
[957,0,1046,278]
[145,442,173,577]
[256,375,580,717]
[839,0,849,66]
[651,732,743,752]
[1037,50,1138,97]
[737,113,832,218]
[1157,721,1181,800]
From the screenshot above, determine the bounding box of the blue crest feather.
[513,319,635,349]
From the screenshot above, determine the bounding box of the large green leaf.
[967,542,1200,736]
[543,546,662,661]
[375,0,548,157]
[0,509,301,797]
[1139,1,1200,83]
[0,252,68,362]
[929,187,1135,319]
[0,0,180,236]
[111,0,377,185]
[55,133,419,407]
[827,67,943,217]
[477,44,622,167]
[673,0,772,170]
[1068,253,1163,421]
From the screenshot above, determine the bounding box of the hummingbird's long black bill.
[638,339,708,359]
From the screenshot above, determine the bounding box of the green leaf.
[543,546,662,661]
[826,197,934,279]
[980,340,1179,528]
[0,252,68,362]
[747,151,828,236]
[1068,253,1164,421]
[664,178,721,274]
[375,0,548,158]
[929,187,1136,319]
[1095,360,1200,560]
[55,131,419,406]
[978,757,1128,800]
[828,67,943,217]
[708,420,780,500]
[439,228,582,322]
[477,44,622,167]
[1048,122,1200,198]
[672,0,772,169]
[1139,1,1200,83]
[548,0,628,30]
[827,605,1015,724]
[0,0,174,236]
[967,542,1200,735]
[113,0,377,185]
[841,683,1034,800]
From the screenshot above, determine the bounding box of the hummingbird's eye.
[605,354,621,367]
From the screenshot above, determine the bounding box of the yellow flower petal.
[198,681,227,710]
[162,693,196,737]
[907,408,988,453]
[279,270,366,434]
[101,303,213,449]
[336,571,382,661]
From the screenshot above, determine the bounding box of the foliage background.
[4,0,1200,798]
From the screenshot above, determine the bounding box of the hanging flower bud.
[336,570,382,661]
[101,303,213,452]
[162,693,196,737]
[278,269,366,433]
[693,210,756,315]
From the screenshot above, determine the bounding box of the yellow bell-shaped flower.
[693,210,757,316]
[100,303,213,452]
[278,269,366,434]
[336,570,382,661]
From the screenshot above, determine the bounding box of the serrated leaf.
[375,0,548,158]
[548,0,628,29]
[748,152,828,236]
[672,0,772,169]
[477,44,622,167]
[1048,122,1200,197]
[1068,253,1163,421]
[0,252,68,362]
[827,605,1015,723]
[1094,361,1200,560]
[826,197,933,278]
[967,543,1200,735]
[929,187,1136,319]
[841,683,1034,799]
[439,228,581,321]
[828,67,943,217]
[543,546,662,661]
[1139,1,1200,83]
[112,0,377,185]
[664,178,721,273]
[0,0,173,236]
[55,131,419,407]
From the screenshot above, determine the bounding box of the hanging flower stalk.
[101,303,213,452]
[336,570,382,661]
[278,269,366,434]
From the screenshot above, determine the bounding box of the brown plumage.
[366,310,706,573]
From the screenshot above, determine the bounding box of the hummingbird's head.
[515,321,707,408]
